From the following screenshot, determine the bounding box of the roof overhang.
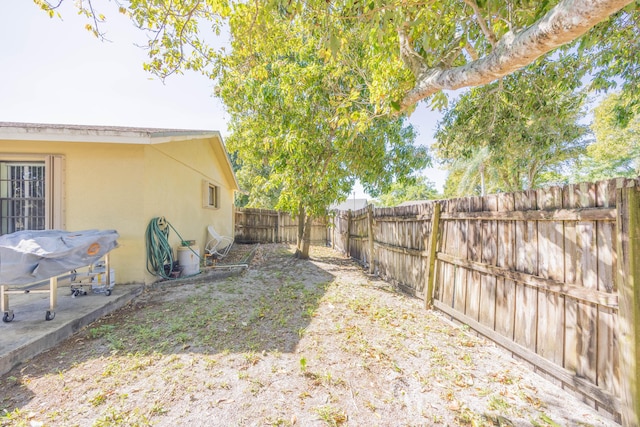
[0,122,240,191]
[0,122,217,144]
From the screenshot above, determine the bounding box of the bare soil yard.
[0,244,617,426]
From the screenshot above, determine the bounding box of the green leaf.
[328,33,340,57]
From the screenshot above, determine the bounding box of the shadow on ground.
[0,244,334,413]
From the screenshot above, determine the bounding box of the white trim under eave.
[0,127,221,145]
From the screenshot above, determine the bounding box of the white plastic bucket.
[177,244,200,276]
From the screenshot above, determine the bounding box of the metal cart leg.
[105,253,112,296]
[1,285,14,323]
[46,276,57,321]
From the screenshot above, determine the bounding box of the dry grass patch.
[1,244,616,426]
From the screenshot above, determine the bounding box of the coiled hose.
[145,217,200,279]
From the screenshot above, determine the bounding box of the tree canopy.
[572,92,640,182]
[582,8,640,125]
[374,176,439,207]
[35,0,640,208]
[38,0,638,115]
[219,8,428,257]
[435,56,589,195]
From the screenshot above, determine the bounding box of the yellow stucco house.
[0,122,239,285]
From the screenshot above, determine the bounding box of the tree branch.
[462,0,497,47]
[464,42,479,61]
[39,0,63,10]
[400,0,634,110]
[398,23,428,77]
[439,35,465,67]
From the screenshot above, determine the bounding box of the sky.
[0,1,448,195]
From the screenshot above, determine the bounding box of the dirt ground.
[0,244,618,426]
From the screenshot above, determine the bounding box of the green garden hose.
[145,217,201,279]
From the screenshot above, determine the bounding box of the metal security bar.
[0,162,46,235]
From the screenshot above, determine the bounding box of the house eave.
[0,122,240,191]
[0,122,218,145]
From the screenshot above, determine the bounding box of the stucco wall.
[1,136,235,285]
[142,139,236,283]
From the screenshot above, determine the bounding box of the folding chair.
[205,225,234,258]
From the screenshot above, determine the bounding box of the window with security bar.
[0,161,46,234]
[0,155,64,235]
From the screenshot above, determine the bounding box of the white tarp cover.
[0,229,119,286]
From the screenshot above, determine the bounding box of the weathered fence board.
[596,180,620,398]
[496,193,516,340]
[425,203,441,308]
[616,185,640,426]
[536,186,564,366]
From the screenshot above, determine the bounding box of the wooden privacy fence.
[331,178,640,426]
[234,208,328,244]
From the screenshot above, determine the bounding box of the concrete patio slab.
[0,283,143,377]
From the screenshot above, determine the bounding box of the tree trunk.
[298,215,313,260]
[296,205,305,253]
[295,207,313,259]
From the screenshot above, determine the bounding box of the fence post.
[332,213,335,250]
[346,210,352,257]
[367,204,375,274]
[425,202,441,310]
[617,186,640,427]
